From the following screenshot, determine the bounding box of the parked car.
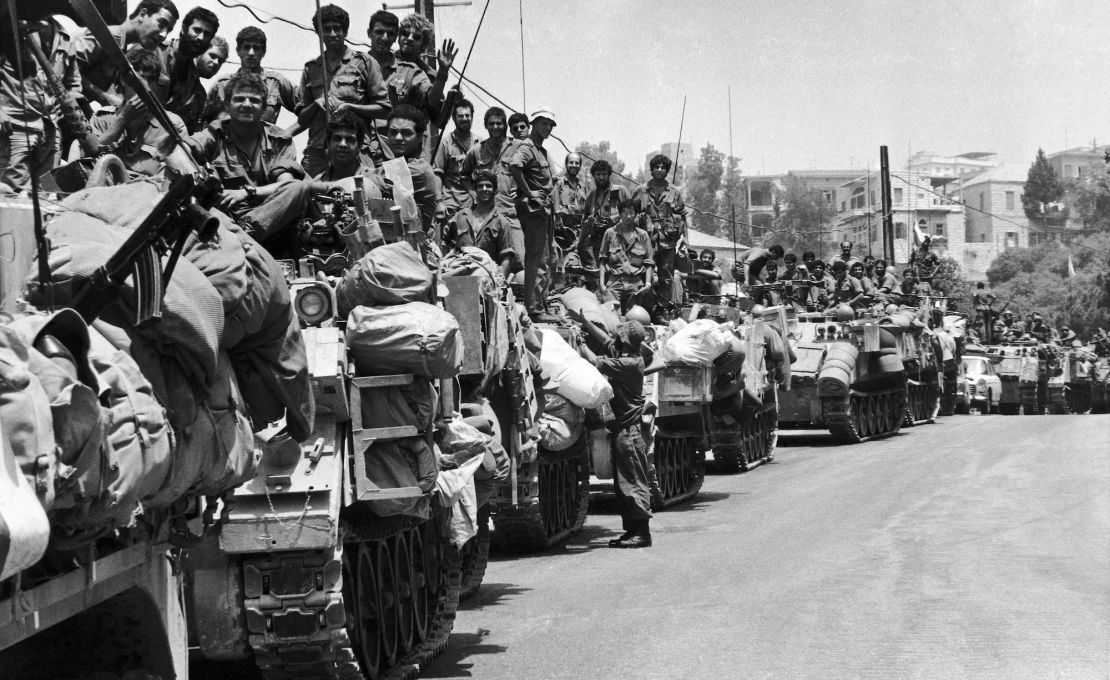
[956,354,1002,414]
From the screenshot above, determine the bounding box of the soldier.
[731,243,784,286]
[802,250,817,269]
[370,104,441,233]
[445,169,515,278]
[507,111,530,141]
[828,260,864,310]
[293,4,389,178]
[160,6,219,132]
[806,259,834,309]
[0,16,80,192]
[204,27,295,127]
[377,14,455,161]
[185,71,308,249]
[873,259,899,295]
[972,282,995,343]
[1058,325,1079,347]
[196,36,228,82]
[849,261,876,299]
[782,252,799,281]
[90,47,188,178]
[633,154,688,304]
[912,235,940,282]
[460,106,524,266]
[863,253,876,278]
[598,198,655,314]
[508,107,556,315]
[432,97,476,222]
[836,240,860,269]
[552,152,587,243]
[303,109,372,191]
[681,248,723,299]
[72,0,179,108]
[576,318,661,548]
[579,159,631,272]
[366,10,399,79]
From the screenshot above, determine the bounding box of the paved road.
[424,415,1110,680]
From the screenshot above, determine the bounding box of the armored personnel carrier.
[988,342,1048,415]
[778,308,910,443]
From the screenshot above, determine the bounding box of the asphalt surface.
[425,414,1110,680]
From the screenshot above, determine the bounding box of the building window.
[1065,165,1073,176]
[1005,232,1018,248]
[979,192,985,211]
[935,223,944,236]
[823,191,834,205]
[840,201,846,212]
[893,188,903,203]
[895,222,905,239]
[981,234,987,242]
[870,190,876,205]
[1005,191,1015,210]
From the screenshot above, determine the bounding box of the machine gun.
[61,174,218,326]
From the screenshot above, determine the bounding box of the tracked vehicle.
[778,309,910,443]
[988,342,1048,415]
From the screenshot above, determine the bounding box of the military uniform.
[580,183,631,270]
[446,206,515,265]
[0,22,77,191]
[460,136,525,268]
[633,181,687,301]
[296,48,388,177]
[599,224,654,312]
[89,108,188,177]
[159,38,205,131]
[71,24,129,103]
[433,129,475,220]
[509,137,554,312]
[375,58,435,162]
[552,172,587,232]
[185,119,308,245]
[831,274,864,306]
[205,68,296,126]
[369,156,441,233]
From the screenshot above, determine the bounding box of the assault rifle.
[19,21,100,157]
[64,174,219,326]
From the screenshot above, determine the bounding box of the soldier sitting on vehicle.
[731,243,785,288]
[445,169,515,279]
[303,109,373,193]
[849,261,876,303]
[680,248,723,300]
[599,198,654,314]
[90,47,189,178]
[185,70,308,250]
[805,260,834,309]
[580,159,631,273]
[827,260,865,310]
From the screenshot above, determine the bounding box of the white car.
[957,355,1002,414]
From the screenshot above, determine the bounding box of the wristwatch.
[244,185,258,199]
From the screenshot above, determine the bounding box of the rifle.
[19,21,100,157]
[63,173,219,326]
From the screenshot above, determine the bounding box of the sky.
[143,0,1110,175]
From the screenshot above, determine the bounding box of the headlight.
[294,282,334,326]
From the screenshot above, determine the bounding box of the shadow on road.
[460,582,531,611]
[420,628,507,679]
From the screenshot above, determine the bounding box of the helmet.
[750,304,766,317]
[625,305,651,325]
[884,303,899,316]
[616,321,646,351]
[835,304,856,322]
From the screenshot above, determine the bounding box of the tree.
[773,174,834,256]
[931,257,973,317]
[685,143,724,235]
[575,141,629,189]
[1068,172,1110,232]
[1022,148,1067,227]
[986,231,1110,338]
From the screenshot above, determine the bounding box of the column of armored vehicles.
[11,158,1093,679]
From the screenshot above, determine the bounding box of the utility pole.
[384,0,473,65]
[866,161,872,256]
[880,145,895,264]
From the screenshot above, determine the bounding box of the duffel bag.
[362,438,438,518]
[360,377,436,433]
[538,328,613,409]
[337,241,434,317]
[346,302,464,379]
[0,325,56,510]
[224,232,314,441]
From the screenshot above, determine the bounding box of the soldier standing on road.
[508,107,556,316]
[633,154,688,304]
[432,97,476,222]
[576,318,664,549]
[579,159,631,273]
[204,27,295,127]
[972,282,995,344]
